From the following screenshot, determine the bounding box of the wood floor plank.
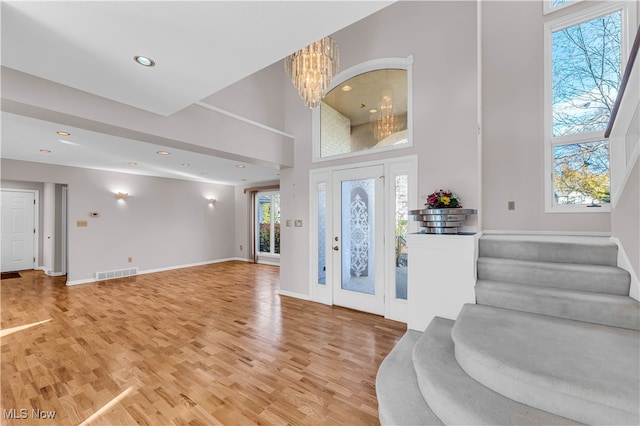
[1,262,405,425]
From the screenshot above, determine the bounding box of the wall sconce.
[207,198,217,205]
[115,192,129,201]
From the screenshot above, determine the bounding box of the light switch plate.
[294,220,303,227]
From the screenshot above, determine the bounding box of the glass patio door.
[332,165,384,315]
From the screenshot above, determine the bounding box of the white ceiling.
[1,1,394,185]
[1,112,281,185]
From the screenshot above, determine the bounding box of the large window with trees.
[544,1,635,212]
[256,192,280,256]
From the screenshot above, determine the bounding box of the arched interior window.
[313,57,413,162]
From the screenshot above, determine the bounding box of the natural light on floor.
[78,386,136,426]
[0,319,51,337]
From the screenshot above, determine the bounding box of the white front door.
[1,190,36,272]
[332,165,385,315]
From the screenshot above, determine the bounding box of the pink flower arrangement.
[425,189,462,209]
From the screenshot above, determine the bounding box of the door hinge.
[33,257,35,263]
[33,199,36,205]
[33,228,36,234]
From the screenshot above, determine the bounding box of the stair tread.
[475,280,640,330]
[452,304,640,425]
[478,236,618,266]
[480,234,614,244]
[478,256,627,273]
[476,279,638,304]
[477,256,630,295]
[412,317,580,425]
[375,330,443,426]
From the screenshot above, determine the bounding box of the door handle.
[333,246,339,251]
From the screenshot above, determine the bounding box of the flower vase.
[409,208,477,234]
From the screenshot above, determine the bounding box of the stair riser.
[452,304,640,426]
[477,260,630,295]
[478,239,618,266]
[412,318,579,425]
[376,331,443,426]
[475,284,640,330]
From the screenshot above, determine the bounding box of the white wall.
[280,1,479,296]
[611,155,640,282]
[1,159,237,283]
[482,0,610,232]
[201,62,286,133]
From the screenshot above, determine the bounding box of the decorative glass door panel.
[341,178,375,294]
[332,166,384,315]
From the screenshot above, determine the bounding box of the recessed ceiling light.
[156,151,170,155]
[126,162,137,166]
[342,85,353,92]
[56,131,71,136]
[39,149,51,153]
[369,109,378,114]
[241,178,247,181]
[200,172,208,175]
[181,163,190,167]
[134,56,155,67]
[236,164,246,169]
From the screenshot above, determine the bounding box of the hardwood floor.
[1,262,406,425]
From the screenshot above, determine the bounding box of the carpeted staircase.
[376,235,640,425]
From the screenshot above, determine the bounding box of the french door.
[331,165,385,315]
[310,156,417,321]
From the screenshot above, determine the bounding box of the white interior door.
[1,190,36,272]
[332,165,384,315]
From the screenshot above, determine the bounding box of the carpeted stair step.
[452,304,640,425]
[375,330,443,426]
[477,257,630,295]
[412,317,580,425]
[475,280,640,330]
[479,236,618,266]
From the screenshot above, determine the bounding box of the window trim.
[543,1,636,213]
[543,0,585,16]
[312,56,414,163]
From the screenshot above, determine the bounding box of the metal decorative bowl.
[409,208,477,234]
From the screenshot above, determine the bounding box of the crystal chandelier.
[373,93,400,141]
[285,36,339,109]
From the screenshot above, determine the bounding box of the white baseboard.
[138,257,240,275]
[483,230,611,237]
[610,237,640,301]
[66,257,247,286]
[257,260,280,267]
[278,289,310,300]
[36,266,66,277]
[66,278,95,286]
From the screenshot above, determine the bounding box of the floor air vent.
[95,267,138,282]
